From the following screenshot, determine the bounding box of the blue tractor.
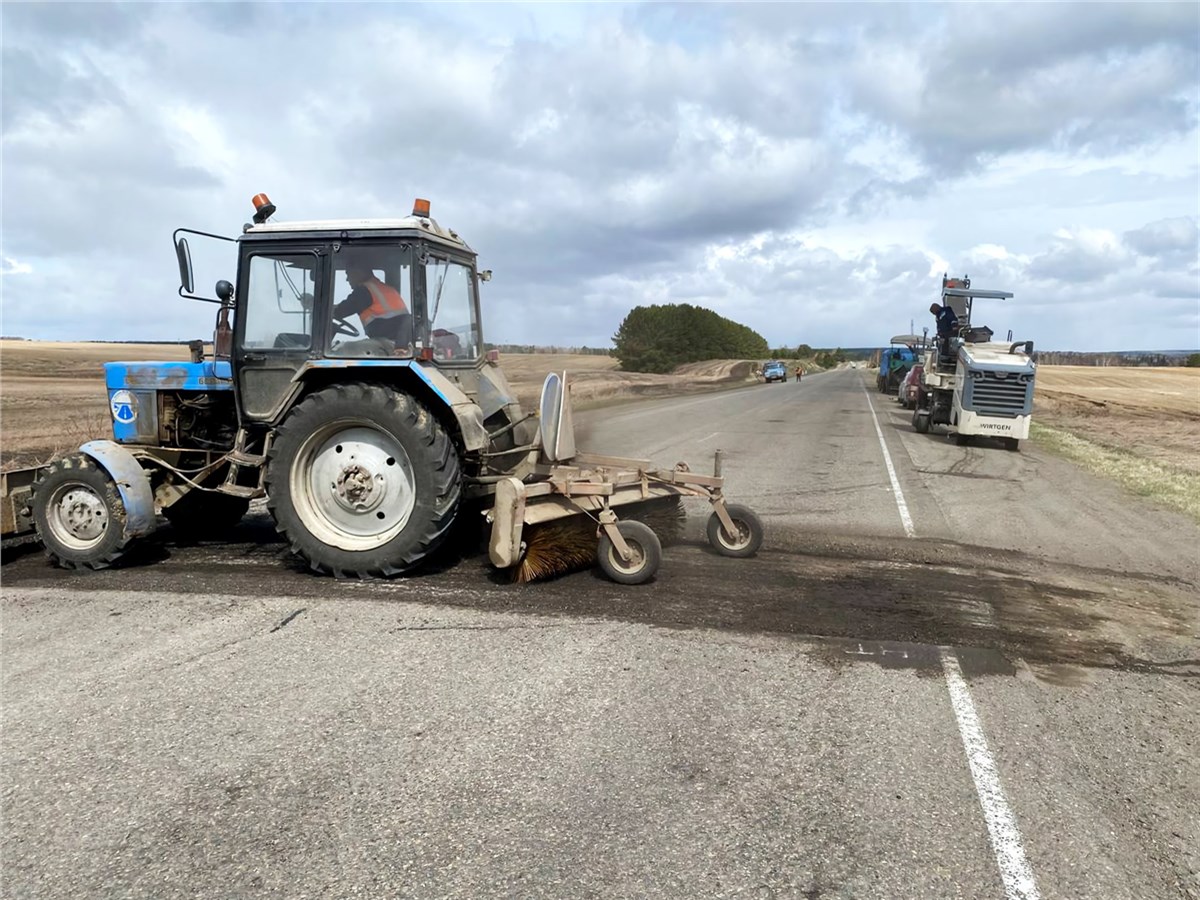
[876,337,920,395]
[20,195,537,577]
[6,194,764,583]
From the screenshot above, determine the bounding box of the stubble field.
[1034,365,1200,474]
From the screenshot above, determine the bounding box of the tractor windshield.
[423,256,480,363]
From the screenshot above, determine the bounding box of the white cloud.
[1,257,33,276]
[0,1,1197,351]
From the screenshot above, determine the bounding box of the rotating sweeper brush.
[512,495,687,583]
[483,373,764,585]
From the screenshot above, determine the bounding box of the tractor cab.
[174,196,518,445]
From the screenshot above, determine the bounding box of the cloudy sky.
[3,1,1198,351]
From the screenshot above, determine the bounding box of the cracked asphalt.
[2,367,1197,898]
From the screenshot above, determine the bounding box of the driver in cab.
[333,265,411,353]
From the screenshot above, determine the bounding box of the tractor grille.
[962,370,1034,417]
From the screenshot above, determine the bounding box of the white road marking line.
[697,431,719,443]
[941,649,1041,900]
[860,382,915,538]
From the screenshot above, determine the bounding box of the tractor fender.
[79,440,157,539]
[295,360,488,452]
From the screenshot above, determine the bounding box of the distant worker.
[795,365,803,382]
[335,265,411,346]
[930,302,959,358]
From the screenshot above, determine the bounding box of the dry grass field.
[1035,366,1200,474]
[1033,365,1200,522]
[1,342,199,468]
[0,341,765,469]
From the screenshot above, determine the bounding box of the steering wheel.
[332,316,360,338]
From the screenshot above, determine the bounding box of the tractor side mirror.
[215,280,234,305]
[175,237,194,294]
[478,269,493,282]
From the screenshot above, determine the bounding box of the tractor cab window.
[424,257,480,363]
[329,247,413,358]
[241,254,318,350]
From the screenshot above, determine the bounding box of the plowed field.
[1035,366,1200,473]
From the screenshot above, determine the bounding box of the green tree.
[1186,353,1200,368]
[613,304,769,373]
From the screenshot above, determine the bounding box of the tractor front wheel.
[32,453,132,570]
[266,383,461,578]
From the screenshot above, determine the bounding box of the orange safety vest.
[358,278,408,327]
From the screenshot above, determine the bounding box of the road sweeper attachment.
[484,373,764,584]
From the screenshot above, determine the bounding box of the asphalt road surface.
[3,367,1197,899]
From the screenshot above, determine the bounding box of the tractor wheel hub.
[292,423,418,550]
[57,488,108,542]
[333,463,385,512]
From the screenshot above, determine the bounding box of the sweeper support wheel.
[706,502,764,558]
[597,518,662,585]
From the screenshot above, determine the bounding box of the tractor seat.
[273,332,312,350]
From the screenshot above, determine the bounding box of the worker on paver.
[930,302,959,360]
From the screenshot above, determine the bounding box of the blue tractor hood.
[104,360,233,444]
[105,360,234,391]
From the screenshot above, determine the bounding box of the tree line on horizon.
[1033,350,1200,367]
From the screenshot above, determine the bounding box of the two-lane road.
[3,366,1197,898]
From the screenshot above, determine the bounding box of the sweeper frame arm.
[483,448,757,582]
[479,371,764,585]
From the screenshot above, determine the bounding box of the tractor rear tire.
[597,521,662,585]
[31,453,131,570]
[265,383,461,578]
[164,491,250,543]
[706,504,764,558]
